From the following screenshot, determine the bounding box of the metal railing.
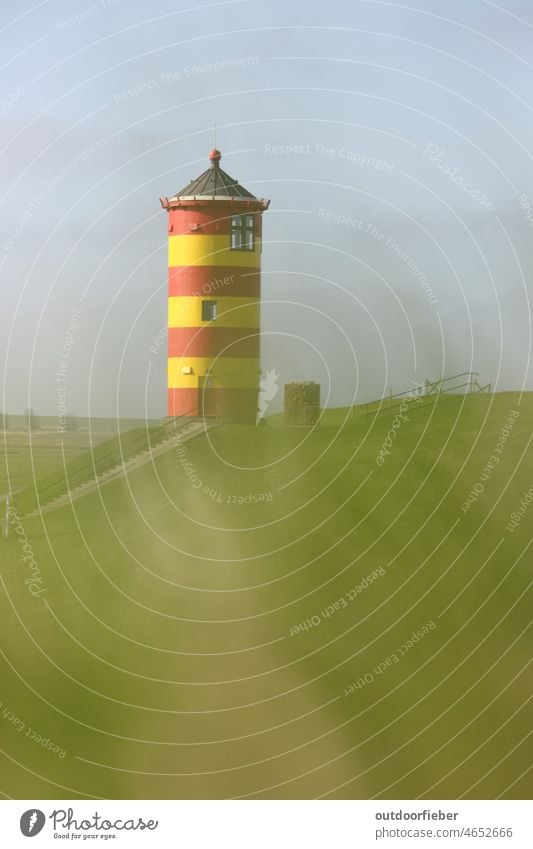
[12,409,199,515]
[361,372,491,420]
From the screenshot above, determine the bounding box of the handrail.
[15,409,198,508]
[378,372,480,404]
[365,391,467,419]
[362,373,489,419]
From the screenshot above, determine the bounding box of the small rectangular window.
[230,214,254,251]
[202,300,217,321]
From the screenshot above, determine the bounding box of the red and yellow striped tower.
[160,149,270,421]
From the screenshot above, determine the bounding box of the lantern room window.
[202,300,217,321]
[230,214,254,250]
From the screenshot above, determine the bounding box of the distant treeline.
[1,413,160,432]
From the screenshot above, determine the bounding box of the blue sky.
[1,0,532,418]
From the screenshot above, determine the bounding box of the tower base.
[168,388,258,423]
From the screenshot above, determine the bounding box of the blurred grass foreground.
[0,391,531,799]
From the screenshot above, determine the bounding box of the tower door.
[198,377,217,417]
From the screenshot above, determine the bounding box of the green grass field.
[0,417,159,499]
[0,430,109,497]
[0,392,531,799]
[11,424,171,516]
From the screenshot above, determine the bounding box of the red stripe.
[168,388,199,418]
[168,387,258,420]
[168,266,260,298]
[167,208,264,237]
[169,327,259,358]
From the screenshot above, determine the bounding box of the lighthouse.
[160,149,270,421]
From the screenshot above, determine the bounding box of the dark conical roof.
[174,149,257,199]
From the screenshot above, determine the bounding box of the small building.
[284,382,321,425]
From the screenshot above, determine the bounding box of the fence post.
[2,493,10,538]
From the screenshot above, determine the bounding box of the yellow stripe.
[168,235,261,268]
[168,357,260,389]
[168,296,259,328]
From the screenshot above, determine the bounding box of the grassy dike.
[12,424,171,516]
[0,392,531,799]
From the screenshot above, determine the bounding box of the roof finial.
[209,124,221,166]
